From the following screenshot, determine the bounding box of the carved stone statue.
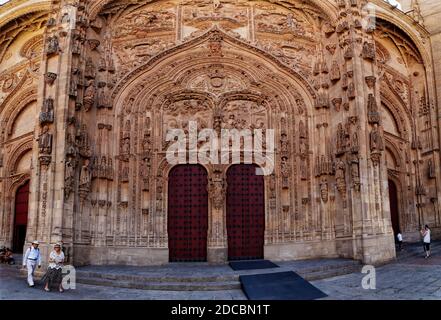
[268,173,276,198]
[38,126,52,155]
[97,83,108,109]
[142,132,152,153]
[370,124,384,152]
[349,155,361,192]
[299,138,307,156]
[99,156,107,179]
[79,159,91,190]
[122,138,130,155]
[140,158,150,191]
[40,98,54,124]
[98,57,107,72]
[367,94,380,124]
[121,164,129,182]
[362,41,376,60]
[64,158,75,200]
[84,81,96,112]
[85,58,96,79]
[77,124,92,158]
[69,68,80,97]
[46,36,60,55]
[348,82,356,99]
[336,123,348,155]
[107,157,114,180]
[351,130,360,153]
[320,177,329,203]
[209,175,226,210]
[280,133,289,160]
[330,61,341,81]
[281,159,291,189]
[123,120,131,139]
[335,159,347,196]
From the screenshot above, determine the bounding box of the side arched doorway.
[13,181,30,253]
[168,165,209,262]
[388,179,400,235]
[226,164,265,261]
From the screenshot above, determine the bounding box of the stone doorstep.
[301,265,363,281]
[10,259,364,292]
[76,277,242,291]
[73,260,362,292]
[77,271,239,283]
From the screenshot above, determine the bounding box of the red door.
[388,179,400,235]
[168,165,208,262]
[227,164,265,261]
[13,181,30,253]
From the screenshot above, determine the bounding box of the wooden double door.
[13,181,30,253]
[167,164,265,262]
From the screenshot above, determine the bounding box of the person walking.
[421,225,431,259]
[43,243,65,292]
[397,231,403,251]
[23,241,41,287]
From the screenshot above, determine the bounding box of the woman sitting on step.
[43,243,65,292]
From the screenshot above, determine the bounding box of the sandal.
[44,288,50,292]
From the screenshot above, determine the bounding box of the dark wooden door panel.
[168,165,208,262]
[388,180,400,235]
[227,165,265,261]
[13,181,30,252]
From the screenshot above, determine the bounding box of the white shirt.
[23,247,41,266]
[397,233,403,242]
[48,251,65,269]
[423,229,431,243]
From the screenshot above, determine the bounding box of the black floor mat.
[240,271,328,300]
[229,260,279,271]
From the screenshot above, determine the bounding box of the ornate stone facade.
[0,0,440,266]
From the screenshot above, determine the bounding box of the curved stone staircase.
[73,259,363,291]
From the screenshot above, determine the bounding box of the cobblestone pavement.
[1,243,440,300]
[313,243,441,300]
[0,266,247,300]
[313,256,441,300]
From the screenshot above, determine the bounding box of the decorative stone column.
[207,165,228,263]
[27,0,82,266]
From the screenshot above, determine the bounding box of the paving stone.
[2,249,441,300]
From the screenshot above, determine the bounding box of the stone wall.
[0,0,439,267]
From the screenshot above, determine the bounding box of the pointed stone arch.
[112,27,316,112]
[88,0,339,24]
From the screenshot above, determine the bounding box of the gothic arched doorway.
[388,179,400,235]
[13,181,30,253]
[168,165,208,262]
[226,164,265,261]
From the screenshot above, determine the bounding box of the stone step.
[74,261,362,291]
[295,261,361,275]
[77,271,238,283]
[76,276,242,291]
[301,264,362,281]
[9,258,364,291]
